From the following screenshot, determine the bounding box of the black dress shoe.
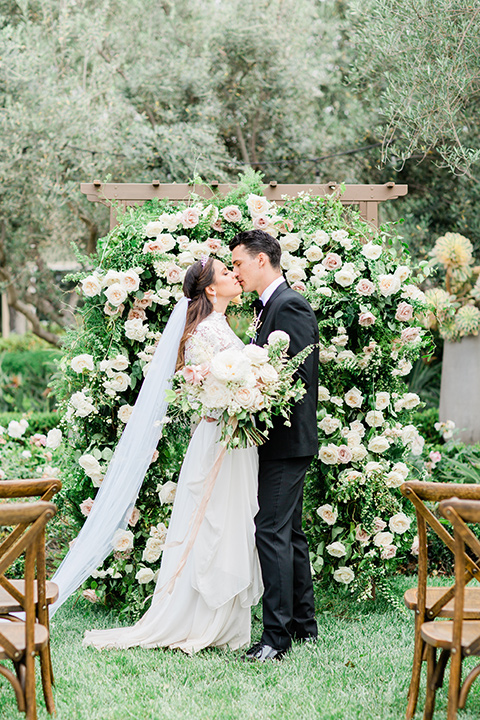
[245,642,286,662]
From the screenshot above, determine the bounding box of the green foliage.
[0,347,61,412]
[0,412,59,435]
[51,172,430,612]
[350,0,480,176]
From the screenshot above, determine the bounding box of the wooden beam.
[80,181,408,229]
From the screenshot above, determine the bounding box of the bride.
[83,257,263,653]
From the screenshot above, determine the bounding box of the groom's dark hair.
[229,230,281,270]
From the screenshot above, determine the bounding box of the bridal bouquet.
[165,332,313,450]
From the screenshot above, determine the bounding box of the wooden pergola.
[80,180,408,229]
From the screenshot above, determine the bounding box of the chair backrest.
[401,481,480,622]
[0,501,57,660]
[0,478,62,502]
[438,498,480,657]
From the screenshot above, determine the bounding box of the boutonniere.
[246,309,262,340]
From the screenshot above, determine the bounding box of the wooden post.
[80,181,408,230]
[1,292,9,338]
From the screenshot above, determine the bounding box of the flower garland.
[53,172,429,614]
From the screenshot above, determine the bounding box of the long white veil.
[51,297,188,614]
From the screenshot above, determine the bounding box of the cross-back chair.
[0,479,61,715]
[401,480,480,719]
[422,497,480,719]
[0,500,57,720]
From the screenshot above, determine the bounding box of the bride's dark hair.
[176,257,216,370]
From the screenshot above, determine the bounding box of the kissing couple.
[57,229,320,661]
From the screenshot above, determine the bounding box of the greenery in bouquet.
[52,170,430,615]
[423,232,480,341]
[167,331,311,449]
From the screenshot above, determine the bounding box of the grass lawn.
[2,576,480,720]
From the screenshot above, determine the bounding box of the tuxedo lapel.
[255,280,288,343]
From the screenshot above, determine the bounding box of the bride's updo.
[176,257,216,369]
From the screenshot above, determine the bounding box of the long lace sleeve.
[184,312,244,365]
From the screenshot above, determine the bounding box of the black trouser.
[255,456,317,650]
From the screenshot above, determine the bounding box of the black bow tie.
[253,298,264,313]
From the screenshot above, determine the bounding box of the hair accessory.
[200,254,209,268]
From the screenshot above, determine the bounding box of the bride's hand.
[204,416,216,423]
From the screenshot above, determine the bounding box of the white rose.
[246,193,270,217]
[211,349,252,383]
[395,265,411,282]
[356,278,375,296]
[310,229,330,246]
[344,387,363,408]
[393,359,413,377]
[317,286,333,297]
[326,541,347,557]
[378,274,401,297]
[70,354,94,373]
[104,282,128,307]
[201,377,230,409]
[124,319,148,342]
[392,462,409,480]
[258,364,279,384]
[110,354,130,371]
[280,252,294,270]
[384,471,404,488]
[399,392,421,410]
[365,461,384,475]
[103,270,125,287]
[373,531,394,547]
[345,431,361,447]
[334,263,357,287]
[103,371,130,393]
[319,350,335,363]
[177,251,196,267]
[318,386,330,402]
[351,444,367,461]
[118,404,134,423]
[319,444,339,465]
[333,567,355,584]
[70,391,95,417]
[319,415,341,435]
[316,504,338,525]
[45,428,62,450]
[165,264,183,285]
[401,424,419,446]
[365,410,384,428]
[243,345,269,365]
[286,266,307,284]
[389,512,412,534]
[7,419,28,438]
[368,436,390,453]
[142,537,164,563]
[375,392,390,410]
[79,453,102,478]
[235,386,257,409]
[267,330,290,348]
[280,233,302,252]
[337,350,357,365]
[350,420,366,437]
[123,269,141,293]
[136,567,154,584]
[305,245,324,262]
[144,221,164,237]
[361,242,382,260]
[112,529,134,552]
[81,275,102,297]
[158,480,177,504]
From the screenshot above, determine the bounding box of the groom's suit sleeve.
[273,294,319,388]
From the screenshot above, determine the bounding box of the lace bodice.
[185,312,244,365]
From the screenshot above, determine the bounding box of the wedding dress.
[83,311,263,653]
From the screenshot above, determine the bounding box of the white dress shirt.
[259,275,285,306]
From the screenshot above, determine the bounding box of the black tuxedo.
[254,281,319,650]
[256,282,319,459]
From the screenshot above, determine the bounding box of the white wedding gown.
[83,311,263,653]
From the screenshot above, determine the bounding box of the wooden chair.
[0,480,61,715]
[0,501,57,720]
[419,497,480,719]
[401,481,480,719]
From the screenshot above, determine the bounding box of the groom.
[230,229,319,661]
